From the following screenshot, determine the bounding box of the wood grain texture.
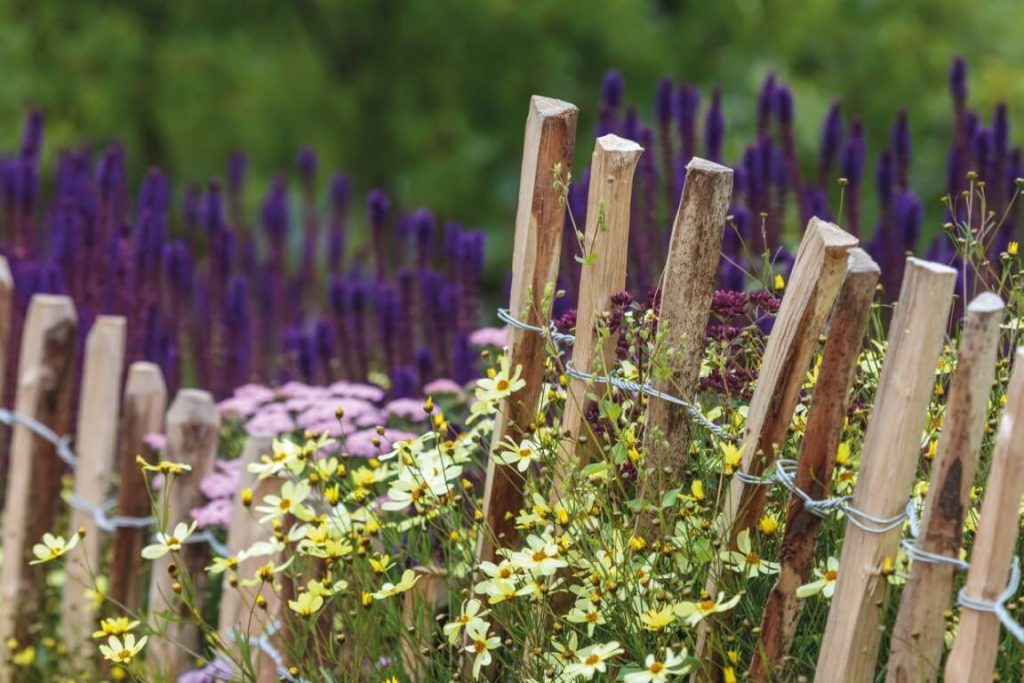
[478,95,578,563]
[552,134,643,492]
[752,249,879,680]
[0,294,78,679]
[887,293,1004,683]
[109,362,168,611]
[694,218,856,678]
[400,566,450,678]
[814,258,956,683]
[62,316,127,654]
[147,389,220,681]
[638,157,733,512]
[944,347,1024,682]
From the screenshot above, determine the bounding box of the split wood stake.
[638,157,732,517]
[751,248,879,680]
[0,256,14,510]
[551,133,643,494]
[695,218,856,673]
[944,347,1024,682]
[0,294,78,680]
[147,388,220,681]
[62,316,127,654]
[218,432,274,639]
[887,293,1005,683]
[478,95,578,563]
[109,361,168,611]
[814,257,956,683]
[399,566,450,678]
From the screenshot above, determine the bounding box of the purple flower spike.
[704,86,726,163]
[757,73,776,135]
[601,69,624,109]
[890,108,911,190]
[950,56,968,112]
[876,149,894,213]
[412,208,436,270]
[202,180,225,237]
[227,150,248,196]
[840,119,866,186]
[993,102,1010,160]
[297,145,317,186]
[367,189,391,279]
[775,85,794,126]
[656,76,674,126]
[20,107,44,159]
[819,100,844,183]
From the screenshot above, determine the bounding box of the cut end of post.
[967,291,1006,314]
[167,388,218,424]
[530,95,578,119]
[595,134,644,155]
[686,156,733,176]
[125,362,167,395]
[808,216,859,251]
[847,247,880,274]
[0,255,12,287]
[906,256,958,277]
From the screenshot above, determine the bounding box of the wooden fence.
[0,93,1019,683]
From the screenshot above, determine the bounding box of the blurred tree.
[0,0,1021,286]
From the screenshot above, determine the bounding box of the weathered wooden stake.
[551,134,643,492]
[218,432,274,640]
[814,258,956,683]
[147,389,220,681]
[638,157,732,515]
[887,293,1004,683]
[751,248,879,680]
[695,218,856,672]
[62,316,127,654]
[0,294,78,678]
[109,362,168,611]
[399,566,450,679]
[944,347,1024,682]
[478,95,578,563]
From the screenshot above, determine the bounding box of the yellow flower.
[99,634,147,664]
[463,619,501,680]
[758,514,779,536]
[773,273,785,290]
[136,457,192,475]
[30,532,79,564]
[371,569,420,600]
[721,443,744,476]
[12,646,34,667]
[674,592,742,626]
[1010,241,1019,256]
[141,521,197,560]
[690,480,705,502]
[92,617,140,639]
[288,591,325,617]
[639,605,675,631]
[796,557,840,598]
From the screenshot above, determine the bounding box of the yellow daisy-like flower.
[92,617,140,639]
[30,532,79,564]
[639,605,675,631]
[371,569,420,600]
[288,591,325,617]
[136,456,192,475]
[99,634,147,664]
[674,592,742,626]
[141,521,197,560]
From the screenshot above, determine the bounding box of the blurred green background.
[1,0,1021,271]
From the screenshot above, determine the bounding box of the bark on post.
[638,157,732,516]
[62,316,127,654]
[147,389,220,681]
[887,293,1004,683]
[751,249,879,680]
[551,134,643,493]
[109,362,168,612]
[814,258,957,683]
[0,294,78,679]
[944,348,1024,682]
[695,219,856,674]
[478,95,578,563]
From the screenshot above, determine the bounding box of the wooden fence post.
[147,389,220,681]
[944,347,1024,682]
[0,256,14,512]
[887,293,1004,683]
[218,432,274,639]
[551,133,643,492]
[110,361,168,612]
[0,294,78,675]
[751,248,879,679]
[399,566,450,678]
[695,218,856,671]
[814,258,956,683]
[638,157,732,516]
[62,316,127,655]
[477,95,578,563]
